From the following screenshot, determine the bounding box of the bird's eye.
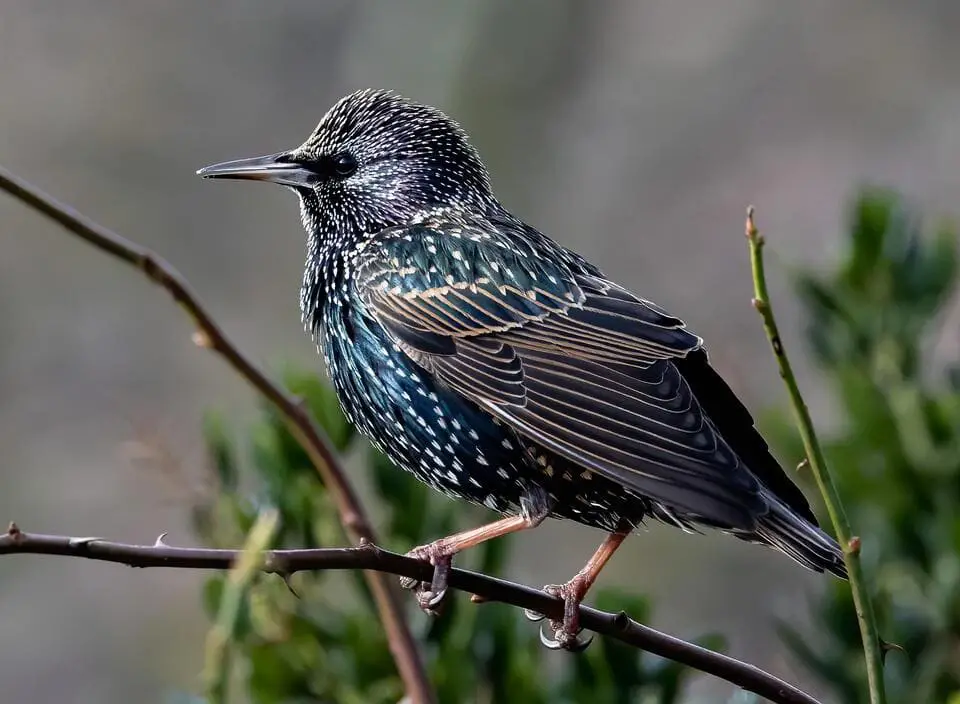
[332,152,358,177]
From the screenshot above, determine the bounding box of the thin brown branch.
[0,166,435,704]
[0,524,821,704]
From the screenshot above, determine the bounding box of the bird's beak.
[196,151,312,188]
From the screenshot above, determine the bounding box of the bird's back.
[304,208,845,578]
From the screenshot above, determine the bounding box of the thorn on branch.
[154,533,170,547]
[262,551,300,598]
[847,536,862,556]
[278,572,301,599]
[796,458,810,472]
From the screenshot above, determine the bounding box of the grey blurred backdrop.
[3,1,960,702]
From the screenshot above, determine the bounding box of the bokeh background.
[3,1,960,702]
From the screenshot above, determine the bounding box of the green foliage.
[192,370,721,702]
[764,188,960,703]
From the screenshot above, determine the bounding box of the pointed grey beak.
[196,151,313,188]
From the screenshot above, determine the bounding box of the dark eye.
[332,152,358,177]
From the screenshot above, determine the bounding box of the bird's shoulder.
[352,211,701,358]
[354,211,586,305]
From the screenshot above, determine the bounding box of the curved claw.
[523,608,546,623]
[538,621,594,652]
[539,623,565,650]
[530,580,595,652]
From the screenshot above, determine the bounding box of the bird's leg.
[401,489,552,612]
[402,515,530,610]
[533,526,630,652]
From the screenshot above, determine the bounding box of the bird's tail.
[744,493,848,579]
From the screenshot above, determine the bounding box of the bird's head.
[198,89,494,237]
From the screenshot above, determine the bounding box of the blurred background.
[2,1,960,702]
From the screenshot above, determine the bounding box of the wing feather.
[355,216,795,528]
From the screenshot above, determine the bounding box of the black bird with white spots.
[199,89,846,649]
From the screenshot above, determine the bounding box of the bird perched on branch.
[199,89,846,650]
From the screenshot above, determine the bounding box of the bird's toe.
[531,581,593,652]
[402,541,454,614]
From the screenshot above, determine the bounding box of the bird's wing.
[356,216,774,527]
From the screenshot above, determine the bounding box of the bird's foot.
[399,541,454,614]
[524,577,594,652]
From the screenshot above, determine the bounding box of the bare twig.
[745,207,887,704]
[0,526,821,704]
[0,166,435,704]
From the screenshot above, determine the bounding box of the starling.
[198,89,847,649]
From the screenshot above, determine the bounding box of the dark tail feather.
[741,494,848,580]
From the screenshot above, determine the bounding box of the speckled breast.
[320,298,530,514]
